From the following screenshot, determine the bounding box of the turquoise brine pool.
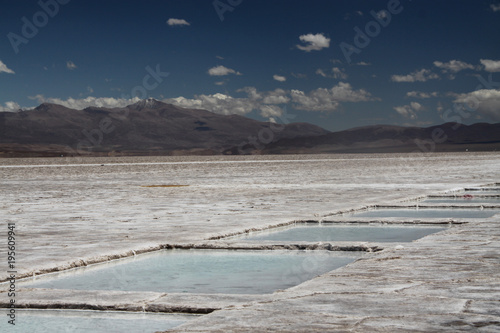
[0,310,198,333]
[240,224,446,242]
[21,250,361,294]
[346,208,500,219]
[420,197,500,204]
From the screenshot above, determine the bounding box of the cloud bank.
[454,89,500,121]
[391,69,439,82]
[480,59,500,72]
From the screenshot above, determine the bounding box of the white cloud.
[391,69,439,82]
[207,65,242,76]
[0,60,15,74]
[376,10,388,19]
[316,69,328,77]
[480,59,500,72]
[273,75,286,82]
[491,4,500,12]
[259,105,283,119]
[0,101,21,112]
[291,72,307,79]
[394,102,424,119]
[238,86,262,100]
[315,67,347,79]
[165,93,257,116]
[406,91,439,99]
[214,81,225,86]
[296,33,330,52]
[166,18,190,26]
[454,89,500,121]
[433,60,474,73]
[437,101,444,113]
[262,89,290,104]
[356,61,371,66]
[66,61,77,70]
[332,67,348,79]
[291,82,377,112]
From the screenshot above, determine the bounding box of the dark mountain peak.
[35,102,57,111]
[34,102,75,113]
[127,98,166,111]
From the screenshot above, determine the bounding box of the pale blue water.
[21,250,361,294]
[348,208,500,219]
[421,197,500,204]
[0,310,197,333]
[241,224,445,242]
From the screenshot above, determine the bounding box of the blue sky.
[1,0,499,131]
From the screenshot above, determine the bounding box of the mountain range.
[257,122,500,154]
[0,99,327,157]
[0,99,499,157]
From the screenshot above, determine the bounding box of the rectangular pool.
[464,188,500,195]
[420,197,500,204]
[346,208,500,219]
[1,310,198,333]
[239,224,446,242]
[20,250,361,294]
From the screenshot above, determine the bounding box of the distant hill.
[255,122,500,154]
[0,99,329,157]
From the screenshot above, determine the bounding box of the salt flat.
[1,152,499,332]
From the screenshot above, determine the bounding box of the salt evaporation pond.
[22,250,361,294]
[239,224,446,242]
[464,188,500,195]
[346,208,500,219]
[420,197,500,204]
[2,310,197,333]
